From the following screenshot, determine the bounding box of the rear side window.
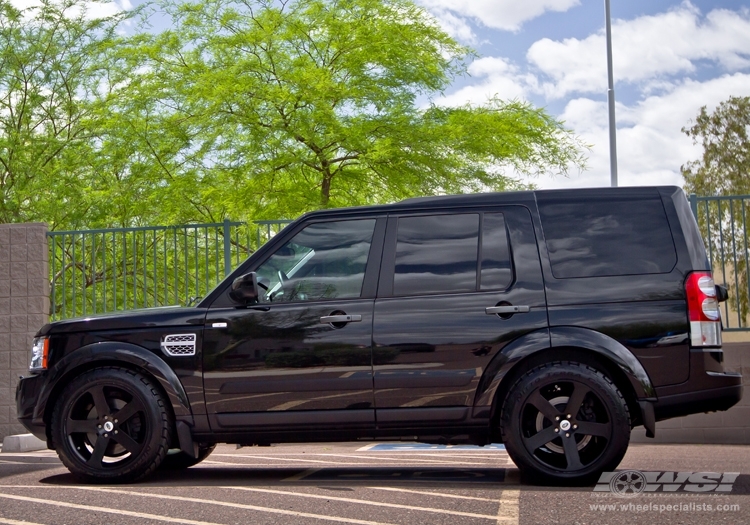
[538,195,677,279]
[392,212,513,296]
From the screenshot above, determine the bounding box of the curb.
[1,434,47,453]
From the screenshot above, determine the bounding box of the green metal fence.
[690,194,750,331]
[48,219,291,320]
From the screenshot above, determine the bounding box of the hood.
[37,306,207,336]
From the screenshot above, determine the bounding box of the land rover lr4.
[16,186,742,484]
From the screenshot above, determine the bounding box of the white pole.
[605,0,618,187]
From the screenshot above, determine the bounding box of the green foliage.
[682,97,750,324]
[682,96,750,196]
[1,0,587,230]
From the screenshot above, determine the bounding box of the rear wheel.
[500,361,630,485]
[161,444,216,470]
[51,367,172,484]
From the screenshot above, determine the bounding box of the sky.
[414,0,750,190]
[11,0,750,191]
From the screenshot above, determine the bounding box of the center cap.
[103,421,114,432]
[559,420,571,432]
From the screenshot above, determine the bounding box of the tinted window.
[394,214,479,296]
[256,219,376,302]
[538,195,677,278]
[481,213,513,290]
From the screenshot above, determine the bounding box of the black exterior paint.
[16,186,742,448]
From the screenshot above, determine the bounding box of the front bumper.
[15,374,49,444]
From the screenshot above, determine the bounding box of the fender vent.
[161,334,197,356]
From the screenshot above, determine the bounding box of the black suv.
[17,186,742,484]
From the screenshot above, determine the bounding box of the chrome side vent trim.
[161,334,197,356]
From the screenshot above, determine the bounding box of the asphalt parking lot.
[0,442,749,525]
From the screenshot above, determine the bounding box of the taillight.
[685,272,722,347]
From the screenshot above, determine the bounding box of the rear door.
[372,206,548,427]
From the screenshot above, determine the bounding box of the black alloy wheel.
[500,361,631,485]
[51,367,171,484]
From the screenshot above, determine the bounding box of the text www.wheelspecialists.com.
[590,502,740,513]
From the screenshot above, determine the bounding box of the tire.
[499,361,631,485]
[160,444,216,470]
[51,367,172,484]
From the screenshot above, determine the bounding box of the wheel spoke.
[66,418,97,434]
[88,385,110,418]
[112,431,141,454]
[561,434,583,470]
[523,426,560,452]
[564,383,590,418]
[575,421,611,438]
[87,436,109,468]
[112,399,144,424]
[527,390,560,422]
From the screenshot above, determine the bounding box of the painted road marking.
[0,493,224,525]
[497,489,520,525]
[359,443,506,451]
[283,468,321,481]
[0,487,399,525]
[0,518,47,525]
[310,453,489,465]
[368,486,500,502]
[227,486,498,520]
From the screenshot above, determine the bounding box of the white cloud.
[535,73,750,189]
[528,3,750,98]
[436,57,535,106]
[417,0,580,33]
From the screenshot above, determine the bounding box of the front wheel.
[51,367,172,484]
[499,361,631,485]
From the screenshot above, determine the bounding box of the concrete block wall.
[631,342,750,444]
[0,223,49,441]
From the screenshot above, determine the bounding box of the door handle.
[485,305,530,315]
[320,314,362,324]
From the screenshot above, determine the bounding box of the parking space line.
[310,453,489,465]
[0,493,223,525]
[367,486,499,502]
[227,486,498,520]
[496,489,520,524]
[0,487,399,525]
[0,518,47,525]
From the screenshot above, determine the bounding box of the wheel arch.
[37,342,192,443]
[478,327,656,438]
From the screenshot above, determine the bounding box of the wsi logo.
[594,471,740,497]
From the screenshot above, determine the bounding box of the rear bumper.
[652,350,742,421]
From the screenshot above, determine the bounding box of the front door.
[372,206,548,426]
[203,218,383,432]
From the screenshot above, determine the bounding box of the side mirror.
[229,272,260,305]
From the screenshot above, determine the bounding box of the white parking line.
[310,453,489,465]
[0,493,224,525]
[497,489,520,525]
[0,518,47,525]
[227,486,498,520]
[0,487,399,525]
[367,486,499,502]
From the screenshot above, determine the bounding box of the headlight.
[30,337,49,371]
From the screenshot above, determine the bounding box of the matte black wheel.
[160,444,216,470]
[51,367,172,484]
[500,361,630,485]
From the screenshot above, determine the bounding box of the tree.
[124,0,587,221]
[682,96,750,196]
[0,0,136,227]
[682,96,750,324]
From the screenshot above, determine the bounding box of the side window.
[537,194,677,278]
[394,214,479,296]
[256,219,376,303]
[481,213,513,290]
